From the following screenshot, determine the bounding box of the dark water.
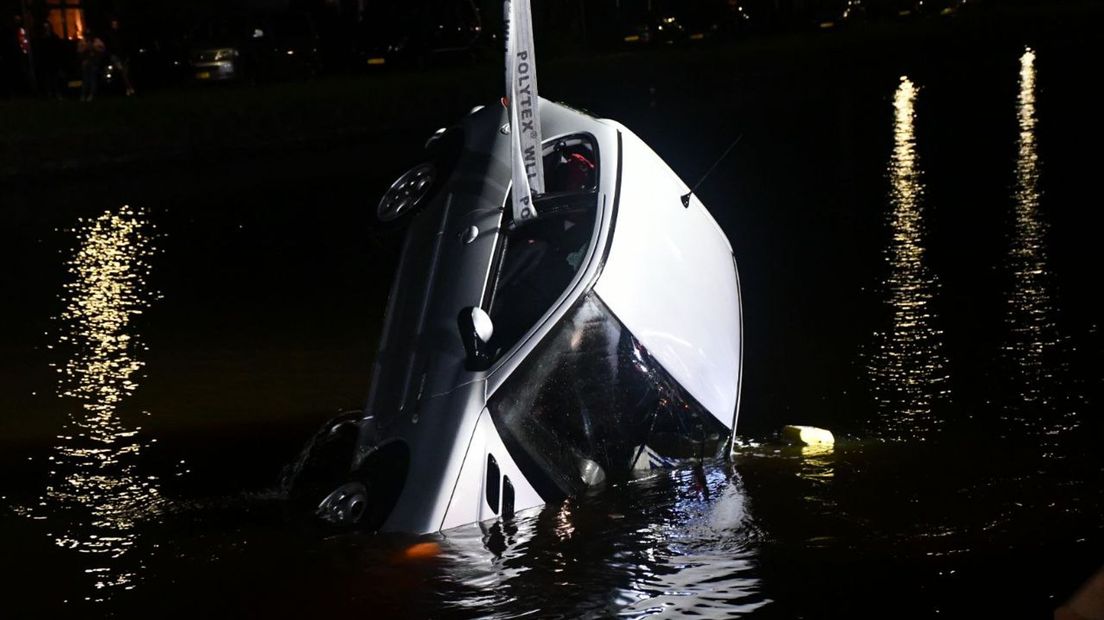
[2,16,1103,619]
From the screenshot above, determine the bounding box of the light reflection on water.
[797,444,834,485]
[438,466,766,618]
[1001,48,1080,442]
[612,469,764,619]
[867,76,951,441]
[35,206,163,601]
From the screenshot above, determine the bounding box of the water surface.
[2,19,1102,619]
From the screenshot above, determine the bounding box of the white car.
[290,99,744,534]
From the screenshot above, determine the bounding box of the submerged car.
[288,100,744,534]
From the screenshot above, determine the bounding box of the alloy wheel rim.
[378,163,435,222]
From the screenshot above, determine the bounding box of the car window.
[543,136,598,194]
[483,135,600,359]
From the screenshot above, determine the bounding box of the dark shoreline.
[3,1,1100,182]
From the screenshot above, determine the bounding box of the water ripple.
[30,206,164,602]
[1000,47,1082,446]
[867,76,952,441]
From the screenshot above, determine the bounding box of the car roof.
[593,123,742,429]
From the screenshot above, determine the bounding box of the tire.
[283,412,360,510]
[371,127,464,229]
[283,413,410,532]
[375,161,438,225]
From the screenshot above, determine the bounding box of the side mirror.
[458,306,494,369]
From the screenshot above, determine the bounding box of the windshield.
[488,292,730,500]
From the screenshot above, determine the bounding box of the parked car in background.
[354,0,483,69]
[859,0,926,20]
[803,0,856,30]
[189,11,320,83]
[918,0,966,17]
[124,37,189,89]
[620,14,686,46]
[616,0,747,48]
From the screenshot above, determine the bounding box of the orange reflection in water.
[41,206,164,601]
[867,77,951,442]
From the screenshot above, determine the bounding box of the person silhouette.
[77,30,105,101]
[103,18,135,96]
[33,22,64,100]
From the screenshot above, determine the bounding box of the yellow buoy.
[782,425,835,446]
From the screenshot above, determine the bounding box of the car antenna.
[680,134,743,208]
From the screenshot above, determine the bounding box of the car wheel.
[376,162,436,224]
[283,412,360,511]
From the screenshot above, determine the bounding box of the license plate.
[67,80,82,88]
[196,71,211,80]
[366,58,386,66]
